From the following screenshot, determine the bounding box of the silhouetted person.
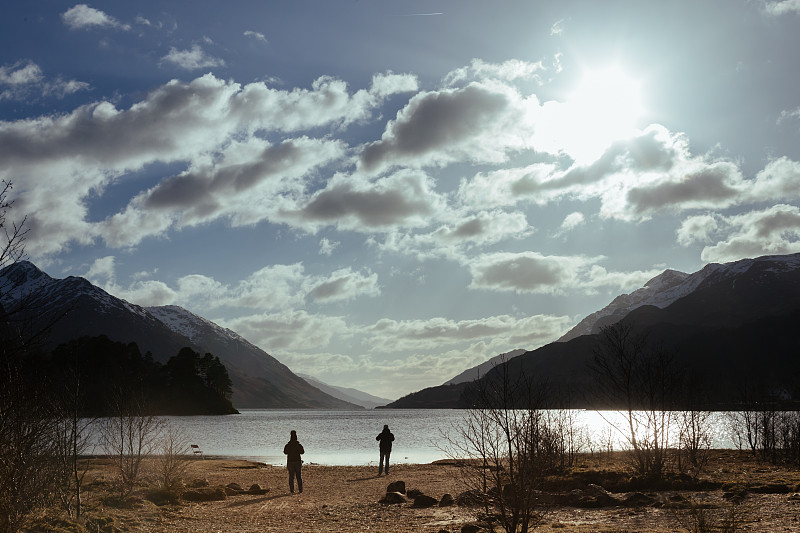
[283,430,304,493]
[376,424,394,475]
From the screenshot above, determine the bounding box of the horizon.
[2,1,800,398]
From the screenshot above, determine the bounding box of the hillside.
[0,261,361,410]
[386,253,800,409]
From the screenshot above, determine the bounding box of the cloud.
[443,59,546,86]
[0,72,403,256]
[359,81,538,173]
[243,30,268,43]
[687,205,800,263]
[90,259,380,313]
[161,44,225,70]
[467,251,660,295]
[284,169,443,231]
[763,0,800,15]
[676,214,720,246]
[376,210,532,261]
[318,238,339,256]
[305,268,380,303]
[0,60,89,101]
[221,310,349,352]
[468,252,591,294]
[559,211,585,232]
[62,4,129,30]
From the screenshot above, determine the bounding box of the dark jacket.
[376,429,394,452]
[283,439,304,463]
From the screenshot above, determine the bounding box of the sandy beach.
[24,451,800,532]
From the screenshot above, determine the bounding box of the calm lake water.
[89,409,735,466]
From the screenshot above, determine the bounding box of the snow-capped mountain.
[0,261,360,410]
[558,253,800,341]
[387,252,800,409]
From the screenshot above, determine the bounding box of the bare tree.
[589,321,682,481]
[441,359,574,533]
[99,389,163,498]
[50,367,95,519]
[0,366,59,533]
[155,424,191,492]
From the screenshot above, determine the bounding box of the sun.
[559,65,645,162]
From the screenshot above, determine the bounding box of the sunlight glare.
[561,65,645,163]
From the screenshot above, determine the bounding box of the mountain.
[444,348,527,385]
[386,253,800,409]
[0,261,360,410]
[297,374,392,409]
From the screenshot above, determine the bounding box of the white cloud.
[443,58,545,87]
[676,214,720,246]
[560,211,585,232]
[305,268,380,303]
[0,72,402,257]
[377,210,532,261]
[318,238,339,256]
[0,60,89,101]
[62,4,129,30]
[763,0,800,15]
[161,44,225,70]
[243,30,268,43]
[693,205,800,263]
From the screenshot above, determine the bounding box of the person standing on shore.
[376,424,394,476]
[283,430,304,493]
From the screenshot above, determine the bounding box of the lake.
[89,409,736,466]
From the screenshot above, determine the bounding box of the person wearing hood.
[283,430,305,493]
[376,424,395,475]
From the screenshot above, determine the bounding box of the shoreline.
[32,450,800,532]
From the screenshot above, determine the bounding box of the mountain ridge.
[0,261,361,410]
[386,252,800,409]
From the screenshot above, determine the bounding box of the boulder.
[621,492,656,507]
[456,489,486,507]
[439,493,454,507]
[182,487,227,502]
[413,494,438,508]
[380,491,408,504]
[248,483,269,495]
[387,480,406,494]
[407,488,423,498]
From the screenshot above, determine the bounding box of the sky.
[2,1,800,400]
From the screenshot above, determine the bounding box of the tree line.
[40,335,238,416]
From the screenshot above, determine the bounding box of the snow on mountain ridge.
[145,304,251,347]
[558,252,800,342]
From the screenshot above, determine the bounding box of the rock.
[621,492,656,507]
[227,482,244,492]
[413,494,438,508]
[407,488,423,498]
[248,483,269,495]
[571,484,619,508]
[387,480,406,494]
[461,524,486,533]
[188,478,210,488]
[182,487,227,502]
[456,489,486,507]
[439,493,454,507]
[723,488,748,503]
[380,491,407,504]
